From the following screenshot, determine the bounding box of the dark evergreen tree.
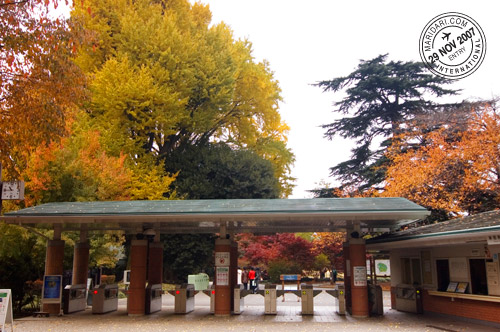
[164,143,280,199]
[160,142,280,282]
[316,54,457,191]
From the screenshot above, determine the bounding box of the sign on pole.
[214,252,230,267]
[215,267,229,286]
[0,289,14,332]
[353,266,367,287]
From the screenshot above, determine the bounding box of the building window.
[469,259,488,295]
[435,259,450,292]
[401,258,422,285]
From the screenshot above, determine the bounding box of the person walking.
[242,267,249,290]
[248,267,256,293]
[255,267,261,292]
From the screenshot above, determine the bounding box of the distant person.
[255,267,261,292]
[332,269,338,284]
[242,267,249,290]
[248,267,256,293]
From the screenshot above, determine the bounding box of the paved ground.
[11,290,500,332]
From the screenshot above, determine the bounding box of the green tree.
[160,234,216,282]
[315,54,456,192]
[0,223,45,314]
[164,143,280,199]
[70,0,294,196]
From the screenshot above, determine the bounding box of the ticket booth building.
[368,210,500,325]
[3,197,430,318]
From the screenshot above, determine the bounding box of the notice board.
[42,275,63,304]
[0,289,14,332]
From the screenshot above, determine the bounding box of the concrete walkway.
[12,291,499,332]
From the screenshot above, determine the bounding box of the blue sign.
[283,275,298,281]
[43,275,62,301]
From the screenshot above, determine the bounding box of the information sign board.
[42,275,63,304]
[281,275,299,281]
[353,266,367,286]
[216,267,229,286]
[0,289,13,332]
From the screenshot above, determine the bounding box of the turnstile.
[325,284,346,315]
[170,284,195,314]
[145,284,162,314]
[233,284,245,314]
[299,284,321,315]
[62,284,87,314]
[395,284,423,314]
[202,285,215,314]
[92,284,118,314]
[264,284,277,315]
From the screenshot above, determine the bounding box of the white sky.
[199,0,500,198]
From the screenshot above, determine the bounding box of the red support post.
[349,238,369,318]
[127,239,148,316]
[214,238,232,316]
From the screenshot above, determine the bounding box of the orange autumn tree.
[312,232,345,272]
[1,0,86,178]
[382,102,500,217]
[22,129,176,207]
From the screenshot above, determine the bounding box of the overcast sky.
[198,0,500,198]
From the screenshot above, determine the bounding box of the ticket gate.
[325,284,346,315]
[299,284,322,315]
[264,284,277,315]
[62,284,87,314]
[233,284,245,314]
[169,284,195,314]
[395,284,422,314]
[202,285,215,314]
[92,284,118,314]
[145,284,162,314]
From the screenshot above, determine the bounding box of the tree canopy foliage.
[164,143,280,199]
[70,0,294,196]
[1,0,86,178]
[382,102,500,219]
[316,54,456,192]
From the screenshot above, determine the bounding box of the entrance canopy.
[2,198,429,234]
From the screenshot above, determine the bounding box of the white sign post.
[0,289,14,332]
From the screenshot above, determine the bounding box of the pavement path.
[11,290,500,332]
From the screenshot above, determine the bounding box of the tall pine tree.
[316,54,457,191]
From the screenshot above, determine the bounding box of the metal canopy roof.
[2,198,430,234]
